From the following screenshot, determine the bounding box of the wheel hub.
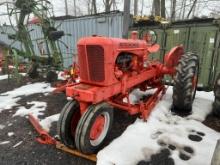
[89,112,110,147]
[90,115,105,140]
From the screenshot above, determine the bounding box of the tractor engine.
[77,33,151,86]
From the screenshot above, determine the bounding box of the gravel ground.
[0,77,219,165]
[0,78,94,165]
[0,77,137,165]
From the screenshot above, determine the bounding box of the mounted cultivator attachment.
[29,31,199,158]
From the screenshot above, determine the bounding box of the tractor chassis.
[26,26,188,156]
[66,63,172,120]
[27,46,184,159]
[108,85,167,119]
[28,84,166,162]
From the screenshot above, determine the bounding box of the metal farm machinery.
[29,31,199,161]
[0,0,66,81]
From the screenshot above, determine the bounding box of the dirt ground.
[0,77,219,165]
[0,77,138,165]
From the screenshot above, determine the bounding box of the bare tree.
[171,0,176,21]
[64,0,68,15]
[187,0,198,18]
[73,0,77,16]
[87,0,92,14]
[92,0,97,14]
[75,6,84,16]
[161,0,165,18]
[178,0,185,19]
[134,0,138,16]
[152,0,161,16]
[103,0,113,12]
[112,0,117,10]
[141,0,144,16]
[123,0,130,38]
[182,0,187,19]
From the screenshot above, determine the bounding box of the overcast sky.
[50,0,220,17]
[0,0,219,25]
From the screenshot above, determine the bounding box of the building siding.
[0,12,123,67]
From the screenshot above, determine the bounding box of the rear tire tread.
[172,52,199,115]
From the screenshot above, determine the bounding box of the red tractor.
[57,31,199,154]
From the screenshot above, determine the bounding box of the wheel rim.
[89,112,110,146]
[70,110,81,138]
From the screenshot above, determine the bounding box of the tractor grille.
[78,45,104,82]
[78,45,88,80]
[86,45,104,82]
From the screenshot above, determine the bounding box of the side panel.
[215,47,220,83]
[165,27,189,54]
[164,27,190,83]
[129,20,220,89]
[187,26,218,88]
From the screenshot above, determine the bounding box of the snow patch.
[0,141,10,145]
[124,88,157,104]
[57,71,66,80]
[97,88,220,165]
[7,123,12,126]
[0,82,54,112]
[0,73,26,81]
[13,141,23,148]
[0,124,5,129]
[40,114,60,132]
[13,101,47,118]
[188,90,214,121]
[7,132,14,137]
[0,75,8,80]
[19,73,27,76]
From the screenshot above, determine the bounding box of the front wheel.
[75,103,113,154]
[57,100,81,148]
[172,53,199,115]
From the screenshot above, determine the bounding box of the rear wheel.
[75,103,113,154]
[172,53,199,115]
[213,73,220,117]
[57,100,81,148]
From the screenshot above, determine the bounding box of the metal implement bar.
[28,114,56,145]
[56,142,97,162]
[28,114,97,162]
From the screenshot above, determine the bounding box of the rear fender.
[164,46,184,68]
